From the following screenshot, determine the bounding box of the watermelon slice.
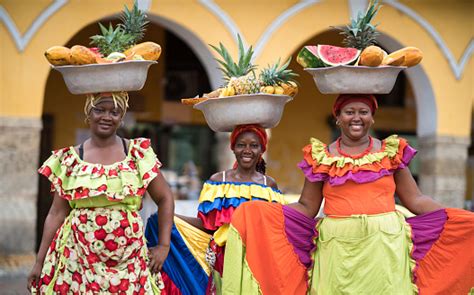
[318,45,360,66]
[297,46,326,68]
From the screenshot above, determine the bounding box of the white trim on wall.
[147,14,223,90]
[378,34,437,137]
[198,0,246,47]
[0,0,68,52]
[253,0,319,60]
[383,0,473,80]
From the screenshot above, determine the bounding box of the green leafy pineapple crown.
[337,0,381,49]
[209,34,257,82]
[260,58,299,86]
[90,1,149,56]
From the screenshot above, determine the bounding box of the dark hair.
[256,158,266,175]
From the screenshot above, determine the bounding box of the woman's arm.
[146,172,175,273]
[28,192,70,289]
[287,179,323,218]
[394,168,444,215]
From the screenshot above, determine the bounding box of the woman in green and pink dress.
[222,94,474,294]
[28,92,174,294]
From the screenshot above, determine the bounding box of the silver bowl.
[53,60,157,94]
[193,94,293,132]
[305,65,406,94]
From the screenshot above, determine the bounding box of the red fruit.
[95,215,108,226]
[120,219,130,228]
[136,188,146,196]
[113,227,124,237]
[94,228,107,240]
[86,253,100,264]
[42,275,52,285]
[58,282,70,295]
[140,140,150,149]
[105,240,118,251]
[79,214,88,224]
[72,272,83,284]
[89,282,100,292]
[106,259,118,267]
[97,184,107,192]
[119,279,130,291]
[109,284,120,293]
[63,247,70,258]
[40,166,52,177]
[132,223,139,233]
[139,276,147,285]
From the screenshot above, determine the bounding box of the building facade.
[1,0,473,275]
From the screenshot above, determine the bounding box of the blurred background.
[1,0,472,292]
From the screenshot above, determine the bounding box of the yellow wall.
[1,0,472,193]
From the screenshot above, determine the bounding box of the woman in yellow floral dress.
[28,92,174,294]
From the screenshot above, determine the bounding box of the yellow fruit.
[359,45,384,67]
[226,85,236,96]
[124,42,162,61]
[70,45,97,65]
[44,46,71,66]
[281,82,298,96]
[385,47,423,67]
[274,86,284,95]
[382,55,405,66]
[263,86,275,94]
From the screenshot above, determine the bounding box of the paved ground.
[0,275,28,295]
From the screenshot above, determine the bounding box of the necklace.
[336,136,373,158]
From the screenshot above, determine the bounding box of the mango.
[124,42,161,61]
[386,47,423,67]
[44,46,71,66]
[70,45,97,65]
[359,46,384,67]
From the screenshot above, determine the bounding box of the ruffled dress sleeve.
[197,181,286,231]
[297,135,417,186]
[38,138,162,201]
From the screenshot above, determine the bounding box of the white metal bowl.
[193,94,293,132]
[305,65,406,94]
[53,60,157,94]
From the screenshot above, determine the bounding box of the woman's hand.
[27,262,43,292]
[148,244,170,273]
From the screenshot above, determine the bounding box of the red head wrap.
[332,94,378,117]
[230,124,268,153]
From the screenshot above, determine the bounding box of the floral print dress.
[33,138,162,294]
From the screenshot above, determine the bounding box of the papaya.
[385,47,423,67]
[44,46,71,66]
[124,42,161,61]
[382,55,405,66]
[359,45,384,67]
[70,45,97,65]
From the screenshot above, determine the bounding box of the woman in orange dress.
[222,94,474,294]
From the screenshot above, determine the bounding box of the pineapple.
[260,58,298,96]
[210,35,260,95]
[337,0,381,50]
[90,0,148,56]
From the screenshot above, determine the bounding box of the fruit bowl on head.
[305,65,405,94]
[298,45,405,94]
[193,94,293,132]
[53,60,157,95]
